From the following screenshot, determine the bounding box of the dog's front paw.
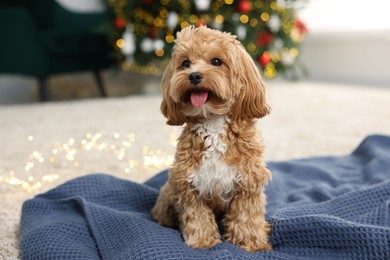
[224,231,271,252]
[182,219,222,249]
[223,221,272,252]
[185,235,221,249]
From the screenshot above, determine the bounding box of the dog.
[151,26,272,252]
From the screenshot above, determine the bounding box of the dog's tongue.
[190,92,208,107]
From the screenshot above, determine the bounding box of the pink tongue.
[190,92,208,107]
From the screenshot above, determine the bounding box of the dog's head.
[161,26,270,125]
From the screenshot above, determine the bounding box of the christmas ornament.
[268,15,281,32]
[259,52,272,66]
[153,39,165,50]
[237,0,252,13]
[264,63,276,78]
[167,12,179,29]
[291,17,308,42]
[236,25,247,40]
[256,32,273,47]
[148,26,158,39]
[272,38,284,51]
[196,18,207,26]
[195,0,211,11]
[114,17,126,29]
[141,38,154,52]
[281,51,295,65]
[294,18,308,35]
[121,25,136,56]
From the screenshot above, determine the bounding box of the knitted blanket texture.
[20,135,390,259]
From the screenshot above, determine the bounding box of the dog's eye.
[181,60,191,68]
[211,58,222,66]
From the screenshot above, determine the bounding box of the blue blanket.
[20,135,390,259]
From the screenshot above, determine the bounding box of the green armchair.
[0,0,115,101]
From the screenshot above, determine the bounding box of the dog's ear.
[230,44,270,121]
[160,61,186,125]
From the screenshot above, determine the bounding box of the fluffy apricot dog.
[152,26,272,252]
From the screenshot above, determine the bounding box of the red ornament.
[196,19,207,27]
[259,52,272,66]
[237,0,252,13]
[294,18,308,34]
[114,17,126,29]
[148,26,158,39]
[143,0,154,3]
[256,32,273,47]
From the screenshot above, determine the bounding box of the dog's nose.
[189,72,203,85]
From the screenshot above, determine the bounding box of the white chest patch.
[187,116,239,202]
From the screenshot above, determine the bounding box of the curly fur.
[152,26,272,252]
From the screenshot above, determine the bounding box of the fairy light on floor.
[0,129,180,192]
[165,125,181,147]
[143,146,175,168]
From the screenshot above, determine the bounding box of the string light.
[250,18,259,27]
[0,130,180,192]
[271,52,281,63]
[180,21,190,28]
[215,15,224,24]
[270,1,278,10]
[143,146,175,168]
[247,42,257,52]
[165,34,175,43]
[121,61,164,76]
[240,15,249,24]
[116,39,125,48]
[260,12,270,22]
[290,47,299,58]
[264,63,277,78]
[155,48,165,57]
[189,15,198,24]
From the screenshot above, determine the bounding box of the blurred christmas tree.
[107,0,307,79]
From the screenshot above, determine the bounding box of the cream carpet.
[1,81,390,259]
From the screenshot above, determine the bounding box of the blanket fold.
[20,135,390,259]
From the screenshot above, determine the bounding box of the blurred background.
[0,0,389,104]
[1,3,390,257]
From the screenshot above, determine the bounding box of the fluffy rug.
[1,81,390,259]
[20,135,390,259]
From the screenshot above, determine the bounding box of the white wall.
[298,0,390,87]
[300,31,390,86]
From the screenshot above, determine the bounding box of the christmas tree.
[107,0,307,79]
